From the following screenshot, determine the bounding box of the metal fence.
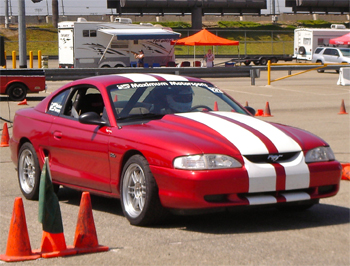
[4,29,294,58]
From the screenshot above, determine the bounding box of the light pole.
[4,0,9,28]
[18,0,27,68]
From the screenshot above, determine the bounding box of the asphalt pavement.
[0,69,349,265]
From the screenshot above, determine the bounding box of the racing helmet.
[166,86,193,112]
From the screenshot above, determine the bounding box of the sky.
[0,0,292,17]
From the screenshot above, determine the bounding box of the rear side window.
[47,90,70,116]
[314,48,323,54]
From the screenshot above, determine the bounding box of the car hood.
[119,112,328,158]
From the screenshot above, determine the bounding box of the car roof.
[73,73,209,88]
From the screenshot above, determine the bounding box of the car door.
[323,48,339,63]
[47,86,112,192]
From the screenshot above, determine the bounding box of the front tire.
[120,155,165,226]
[18,143,40,200]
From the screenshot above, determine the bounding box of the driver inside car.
[144,86,194,114]
[165,86,193,113]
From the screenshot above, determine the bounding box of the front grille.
[244,152,300,164]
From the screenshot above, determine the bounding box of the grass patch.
[1,22,299,57]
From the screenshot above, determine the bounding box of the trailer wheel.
[253,61,260,65]
[7,83,27,101]
[114,64,124,68]
[270,57,278,63]
[101,65,110,68]
[260,58,268,65]
[244,61,250,66]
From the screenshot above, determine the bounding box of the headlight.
[173,154,242,170]
[305,147,335,163]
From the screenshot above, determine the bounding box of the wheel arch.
[18,138,49,168]
[118,150,145,190]
[6,81,28,94]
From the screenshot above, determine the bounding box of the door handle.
[53,131,63,139]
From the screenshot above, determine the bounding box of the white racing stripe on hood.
[177,112,268,155]
[216,112,301,153]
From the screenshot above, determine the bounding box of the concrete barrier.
[44,66,253,81]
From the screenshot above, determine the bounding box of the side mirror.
[79,112,107,126]
[245,106,256,116]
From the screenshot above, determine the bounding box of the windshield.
[339,48,350,57]
[107,81,248,121]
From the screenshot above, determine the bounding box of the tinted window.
[314,48,323,54]
[323,48,333,55]
[47,90,70,116]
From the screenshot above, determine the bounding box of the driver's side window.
[63,87,105,119]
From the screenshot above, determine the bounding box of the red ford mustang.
[10,74,342,226]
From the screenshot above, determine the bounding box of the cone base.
[33,248,77,259]
[68,245,109,255]
[0,144,9,147]
[262,114,273,117]
[338,112,348,115]
[0,253,41,262]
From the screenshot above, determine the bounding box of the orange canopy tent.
[329,33,350,45]
[172,29,239,64]
[173,28,239,46]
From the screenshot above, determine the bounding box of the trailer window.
[83,30,97,37]
[303,38,311,46]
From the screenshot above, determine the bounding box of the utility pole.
[18,0,27,68]
[52,0,58,28]
[4,0,9,28]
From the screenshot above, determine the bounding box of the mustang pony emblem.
[268,154,283,162]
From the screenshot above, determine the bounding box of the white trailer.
[58,18,181,68]
[294,25,350,61]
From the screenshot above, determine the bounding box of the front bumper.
[151,160,342,210]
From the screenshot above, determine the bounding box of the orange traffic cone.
[341,163,350,180]
[0,123,9,147]
[0,198,41,262]
[262,102,273,117]
[255,109,263,116]
[214,101,218,111]
[69,192,109,254]
[18,99,28,105]
[338,99,348,115]
[38,231,76,258]
[35,157,77,258]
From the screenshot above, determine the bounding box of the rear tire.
[260,58,268,65]
[120,155,166,226]
[316,60,324,73]
[8,83,27,101]
[18,143,40,200]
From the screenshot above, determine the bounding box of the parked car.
[312,47,350,73]
[10,74,342,226]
